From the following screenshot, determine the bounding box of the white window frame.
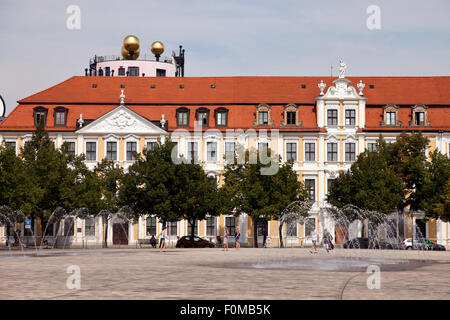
[85,139,98,162]
[62,137,77,155]
[3,138,18,155]
[343,104,358,127]
[205,139,218,163]
[285,140,298,162]
[124,134,139,163]
[325,135,339,163]
[103,134,119,162]
[145,138,158,153]
[303,138,317,163]
[303,175,317,202]
[344,135,357,162]
[325,104,339,127]
[186,138,200,163]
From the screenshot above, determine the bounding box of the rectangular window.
[146,141,157,151]
[156,69,166,77]
[35,111,47,126]
[187,220,198,236]
[286,111,296,125]
[55,112,66,126]
[127,67,139,76]
[287,222,297,237]
[286,143,297,161]
[167,221,177,236]
[225,217,236,236]
[327,143,338,162]
[345,109,355,126]
[146,216,157,236]
[206,217,216,236]
[106,141,117,161]
[105,67,110,76]
[67,142,76,155]
[118,67,125,76]
[367,143,377,152]
[225,142,235,161]
[327,179,334,194]
[85,217,95,237]
[259,111,268,125]
[126,142,137,161]
[327,110,338,126]
[177,112,188,127]
[207,142,217,161]
[86,142,96,161]
[305,143,315,161]
[197,112,208,127]
[386,112,396,125]
[187,142,198,162]
[305,179,316,201]
[216,112,227,126]
[345,143,356,161]
[415,112,424,125]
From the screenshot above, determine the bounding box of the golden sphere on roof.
[123,35,140,52]
[151,41,165,56]
[121,46,140,60]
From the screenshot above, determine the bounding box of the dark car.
[176,236,215,248]
[424,239,446,251]
[343,237,395,249]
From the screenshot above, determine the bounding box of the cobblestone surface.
[0,247,449,300]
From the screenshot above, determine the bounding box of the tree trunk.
[253,217,258,248]
[190,220,195,247]
[279,223,284,248]
[104,217,109,248]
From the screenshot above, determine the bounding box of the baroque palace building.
[0,40,449,247]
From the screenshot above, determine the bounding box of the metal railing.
[90,54,173,65]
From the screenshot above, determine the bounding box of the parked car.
[176,236,215,248]
[342,237,396,249]
[424,239,446,251]
[400,238,430,250]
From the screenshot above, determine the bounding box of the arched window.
[410,104,430,126]
[281,104,302,126]
[253,104,273,126]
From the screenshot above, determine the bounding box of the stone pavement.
[0,247,449,300]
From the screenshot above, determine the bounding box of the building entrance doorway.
[113,223,129,245]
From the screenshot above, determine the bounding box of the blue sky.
[1,0,449,115]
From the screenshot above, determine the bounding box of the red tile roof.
[18,76,450,105]
[1,76,449,132]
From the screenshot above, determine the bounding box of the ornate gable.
[77,105,167,135]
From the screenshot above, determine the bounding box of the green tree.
[173,162,220,247]
[422,151,450,221]
[387,132,429,214]
[221,145,305,248]
[120,139,181,230]
[327,137,404,237]
[94,159,125,248]
[20,124,75,237]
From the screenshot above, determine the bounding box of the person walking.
[308,226,318,254]
[158,225,167,252]
[223,226,229,251]
[322,228,333,253]
[234,226,240,251]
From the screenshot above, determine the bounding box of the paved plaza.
[0,247,449,300]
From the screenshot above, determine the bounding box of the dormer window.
[253,104,273,126]
[410,104,430,127]
[381,104,401,127]
[54,107,68,126]
[195,108,210,127]
[282,104,302,126]
[214,107,228,127]
[176,107,189,127]
[33,106,48,127]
